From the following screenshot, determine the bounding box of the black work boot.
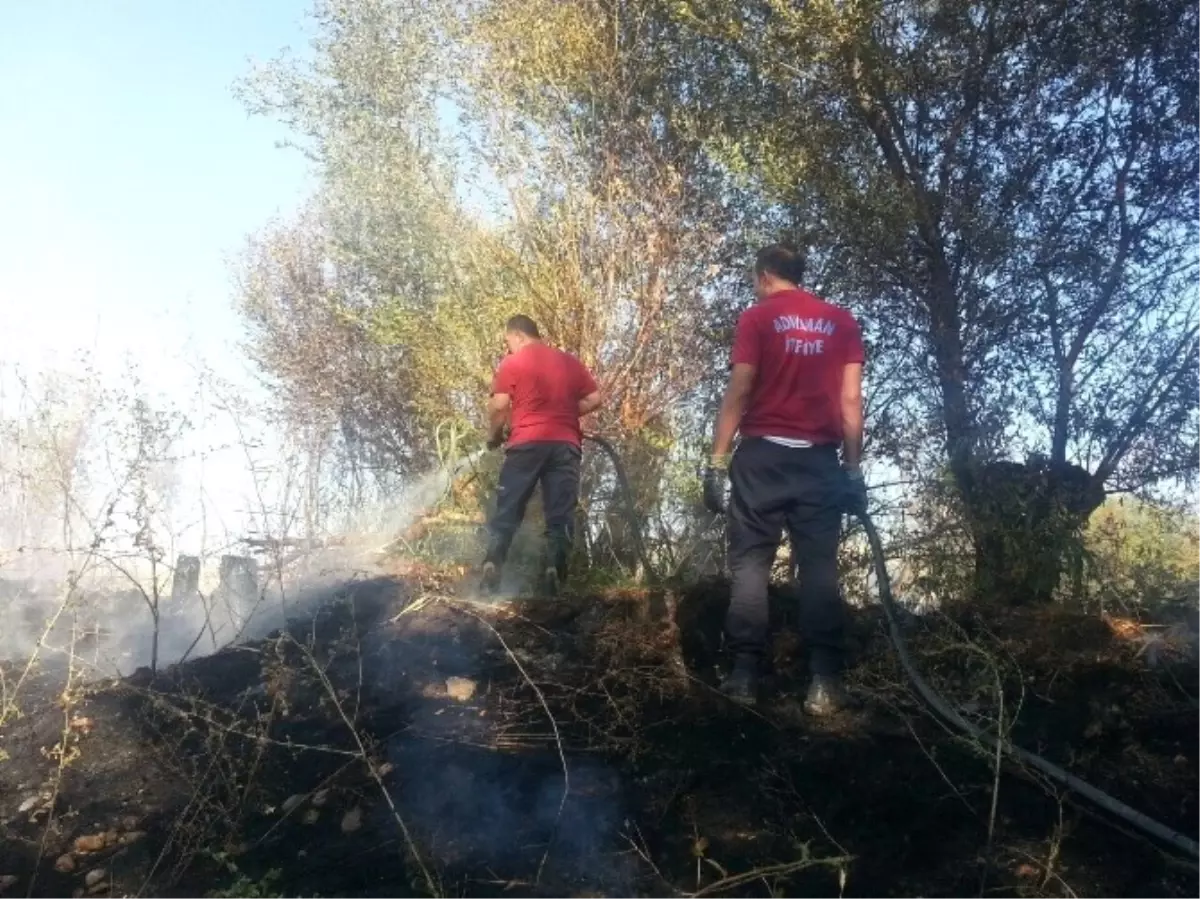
[720,656,760,706]
[803,674,860,717]
[539,531,572,598]
[541,566,560,598]
[479,561,502,595]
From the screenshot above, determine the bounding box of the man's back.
[707,244,865,711]
[492,343,597,447]
[732,289,864,445]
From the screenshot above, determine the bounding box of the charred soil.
[0,569,1196,897]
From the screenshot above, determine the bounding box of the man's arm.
[487,356,515,445]
[711,308,760,463]
[576,360,602,418]
[579,390,602,417]
[487,393,511,443]
[840,362,864,470]
[711,363,757,461]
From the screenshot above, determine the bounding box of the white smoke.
[0,448,491,680]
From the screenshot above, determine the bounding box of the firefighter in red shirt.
[704,244,867,714]
[483,315,603,596]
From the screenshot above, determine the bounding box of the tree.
[236,0,765,569]
[457,0,765,562]
[238,0,1197,599]
[88,383,192,676]
[237,209,433,477]
[237,0,467,475]
[630,0,1198,601]
[0,364,100,554]
[1082,497,1199,614]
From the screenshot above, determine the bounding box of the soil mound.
[0,572,1195,897]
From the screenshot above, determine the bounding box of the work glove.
[841,467,867,515]
[702,455,731,515]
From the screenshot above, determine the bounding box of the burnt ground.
[0,565,1196,898]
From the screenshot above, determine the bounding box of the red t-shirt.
[491,343,598,448]
[730,288,865,445]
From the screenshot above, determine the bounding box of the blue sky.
[0,0,313,389]
[0,2,320,551]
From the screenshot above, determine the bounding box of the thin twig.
[978,659,1005,897]
[450,600,570,885]
[294,634,439,896]
[685,853,854,897]
[26,613,82,898]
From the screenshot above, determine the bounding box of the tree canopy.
[235,0,1198,600]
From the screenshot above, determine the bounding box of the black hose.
[854,508,1199,861]
[582,433,660,583]
[579,434,1197,859]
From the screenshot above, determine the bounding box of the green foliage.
[963,459,1103,604]
[236,0,757,571]
[645,0,1197,598]
[1082,498,1199,614]
[235,0,1198,594]
[879,470,977,609]
[236,0,475,473]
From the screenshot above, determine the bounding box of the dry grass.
[4,558,1193,898]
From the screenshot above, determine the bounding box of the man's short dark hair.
[755,243,806,285]
[505,315,541,338]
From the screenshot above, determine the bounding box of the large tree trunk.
[960,460,1105,605]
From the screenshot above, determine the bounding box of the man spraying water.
[704,244,867,714]
[481,315,603,596]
